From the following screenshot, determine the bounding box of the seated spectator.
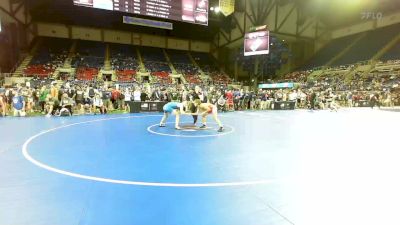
[45,93,58,117]
[59,93,73,116]
[82,93,93,114]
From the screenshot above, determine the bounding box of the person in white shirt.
[92,93,106,114]
[123,88,132,111]
[133,88,141,102]
[288,90,297,101]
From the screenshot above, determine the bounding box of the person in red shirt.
[111,88,121,109]
[225,90,234,111]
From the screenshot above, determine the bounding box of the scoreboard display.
[73,0,208,26]
[244,30,270,56]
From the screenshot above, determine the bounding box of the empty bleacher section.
[24,38,71,78]
[332,24,400,66]
[302,34,362,69]
[72,40,105,80]
[380,40,400,61]
[191,52,218,73]
[140,47,172,84]
[167,50,201,84]
[7,35,233,85]
[140,47,170,72]
[110,43,138,82]
[191,52,232,85]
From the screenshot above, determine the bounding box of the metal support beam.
[11,2,23,15]
[276,4,296,32]
[274,1,279,30]
[316,29,329,40]
[298,19,315,36]
[260,0,274,24]
[0,6,35,36]
[249,0,257,25]
[232,14,244,35]
[220,29,230,43]
[272,31,314,41]
[215,36,243,50]
[256,0,263,24]
[314,20,319,40]
[295,8,300,36]
[244,0,247,32]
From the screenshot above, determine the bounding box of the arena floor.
[0,108,399,225]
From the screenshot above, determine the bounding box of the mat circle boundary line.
[22,115,280,187]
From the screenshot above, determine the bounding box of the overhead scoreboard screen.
[244,30,270,56]
[73,0,209,26]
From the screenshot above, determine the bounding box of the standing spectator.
[12,90,26,117]
[101,87,112,111]
[124,88,132,111]
[180,88,188,102]
[111,88,121,109]
[93,93,106,114]
[32,88,39,112]
[225,90,234,111]
[5,88,13,113]
[233,89,241,110]
[347,92,353,107]
[50,83,59,100]
[39,86,49,113]
[75,86,85,114]
[288,90,297,108]
[0,90,6,116]
[23,87,34,113]
[152,87,162,101]
[310,90,317,110]
[140,89,148,102]
[133,88,141,101]
[370,92,380,109]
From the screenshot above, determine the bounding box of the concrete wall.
[141,34,166,48]
[37,23,69,38]
[35,22,211,52]
[71,26,102,41]
[104,30,131,44]
[167,38,189,50]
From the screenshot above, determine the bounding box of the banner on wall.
[123,16,173,30]
[258,83,294,89]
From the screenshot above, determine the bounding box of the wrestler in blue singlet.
[163,102,182,113]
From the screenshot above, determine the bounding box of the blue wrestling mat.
[1,109,399,225]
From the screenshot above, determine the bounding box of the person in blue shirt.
[159,102,187,129]
[12,90,26,117]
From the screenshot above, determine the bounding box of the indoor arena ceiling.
[27,0,400,41]
[293,0,400,28]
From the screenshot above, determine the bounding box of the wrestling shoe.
[217,127,224,132]
[199,124,207,129]
[159,123,166,127]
